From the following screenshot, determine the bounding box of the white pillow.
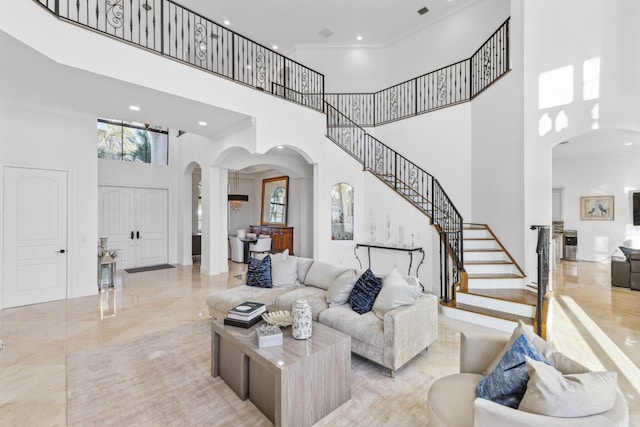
[326,269,359,307]
[271,256,298,287]
[519,357,617,417]
[256,249,289,261]
[372,268,421,320]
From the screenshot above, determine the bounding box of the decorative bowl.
[262,310,292,327]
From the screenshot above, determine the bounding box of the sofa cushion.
[304,261,348,290]
[247,256,272,288]
[372,268,421,320]
[274,287,328,321]
[294,257,314,284]
[326,269,359,307]
[350,269,383,314]
[427,373,482,427]
[319,305,384,349]
[477,334,551,409]
[519,357,618,418]
[271,256,299,287]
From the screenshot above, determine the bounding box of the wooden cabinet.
[250,226,294,255]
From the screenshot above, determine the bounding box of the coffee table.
[211,319,351,426]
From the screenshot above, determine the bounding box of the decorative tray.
[261,310,292,327]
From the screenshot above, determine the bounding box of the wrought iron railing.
[326,103,464,294]
[33,0,325,112]
[325,18,509,127]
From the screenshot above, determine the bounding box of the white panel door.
[3,167,68,308]
[98,186,167,269]
[98,186,135,269]
[134,188,168,267]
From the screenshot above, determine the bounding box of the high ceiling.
[179,0,478,53]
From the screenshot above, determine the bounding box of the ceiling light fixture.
[356,35,363,41]
[129,105,140,111]
[224,19,231,26]
[198,121,207,126]
[273,45,278,50]
[625,142,633,146]
[418,6,429,15]
[228,170,248,212]
[277,145,284,149]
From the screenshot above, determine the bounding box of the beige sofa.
[206,256,438,376]
[427,332,629,427]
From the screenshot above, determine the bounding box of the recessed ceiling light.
[277,145,284,149]
[418,6,429,15]
[129,105,140,111]
[625,142,633,146]
[224,19,231,26]
[198,121,207,126]
[272,45,278,50]
[356,35,363,41]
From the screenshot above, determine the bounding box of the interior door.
[3,167,68,308]
[98,186,168,269]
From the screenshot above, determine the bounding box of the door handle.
[136,231,140,239]
[131,231,135,239]
[58,249,66,254]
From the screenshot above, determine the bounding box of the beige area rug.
[67,321,435,426]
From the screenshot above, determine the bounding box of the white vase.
[292,299,312,339]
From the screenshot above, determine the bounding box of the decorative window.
[97,119,168,165]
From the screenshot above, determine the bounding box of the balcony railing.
[325,18,510,127]
[33,0,325,112]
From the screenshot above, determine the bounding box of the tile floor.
[0,259,638,425]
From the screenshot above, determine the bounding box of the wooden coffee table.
[211,319,351,427]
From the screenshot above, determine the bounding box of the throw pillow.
[477,334,551,409]
[619,246,638,261]
[256,249,288,261]
[349,268,383,314]
[519,357,618,417]
[271,256,299,287]
[326,269,359,307]
[372,268,421,319]
[484,319,554,374]
[247,255,272,288]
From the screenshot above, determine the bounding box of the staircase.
[441,223,536,333]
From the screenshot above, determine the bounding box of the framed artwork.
[580,196,614,220]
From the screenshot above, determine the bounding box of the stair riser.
[463,229,492,239]
[441,305,517,333]
[464,264,517,275]
[463,251,508,262]
[456,293,536,318]
[467,277,525,289]
[464,240,500,250]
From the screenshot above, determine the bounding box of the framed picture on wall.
[580,195,614,220]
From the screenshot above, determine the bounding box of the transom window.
[97,119,169,165]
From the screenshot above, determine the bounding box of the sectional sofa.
[206,253,438,376]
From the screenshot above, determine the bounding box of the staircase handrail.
[32,0,325,112]
[325,18,510,127]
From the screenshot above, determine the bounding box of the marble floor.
[0,259,638,425]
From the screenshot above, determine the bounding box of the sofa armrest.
[474,394,628,427]
[383,293,438,371]
[460,332,508,374]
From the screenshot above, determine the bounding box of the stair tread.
[454,303,534,324]
[464,237,495,241]
[468,273,524,279]
[464,248,503,253]
[458,288,537,306]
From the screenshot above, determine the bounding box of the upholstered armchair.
[249,236,271,258]
[611,248,640,290]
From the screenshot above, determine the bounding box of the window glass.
[97,119,168,165]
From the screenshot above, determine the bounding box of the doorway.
[3,167,68,308]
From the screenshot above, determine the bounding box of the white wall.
[0,98,98,302]
[553,142,640,262]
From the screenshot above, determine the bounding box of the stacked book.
[223,301,266,328]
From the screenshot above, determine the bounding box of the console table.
[354,242,425,276]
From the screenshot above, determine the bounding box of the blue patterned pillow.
[477,334,551,408]
[349,269,383,314]
[247,256,272,288]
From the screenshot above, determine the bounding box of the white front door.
[3,167,68,308]
[98,186,168,269]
